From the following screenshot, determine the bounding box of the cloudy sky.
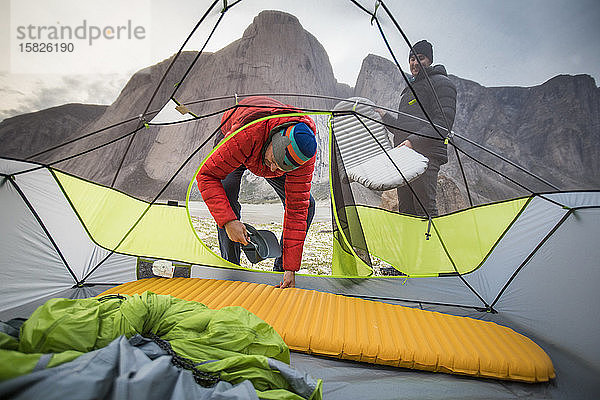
[1,0,599,121]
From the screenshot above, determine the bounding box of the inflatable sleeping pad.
[100,278,555,383]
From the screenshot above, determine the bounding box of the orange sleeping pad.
[100,277,555,383]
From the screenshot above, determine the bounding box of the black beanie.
[410,40,433,63]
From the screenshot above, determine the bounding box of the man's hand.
[398,139,413,149]
[224,220,249,245]
[276,270,295,289]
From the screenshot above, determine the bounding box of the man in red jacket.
[196,96,317,288]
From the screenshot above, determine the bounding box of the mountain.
[1,10,598,211]
[355,54,600,209]
[450,74,600,191]
[0,103,107,161]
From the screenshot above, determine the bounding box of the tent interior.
[1,1,599,399]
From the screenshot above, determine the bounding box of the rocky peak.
[541,73,596,92]
[199,10,342,105]
[354,54,405,108]
[242,10,304,39]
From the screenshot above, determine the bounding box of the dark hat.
[241,223,282,264]
[271,122,317,172]
[409,40,433,63]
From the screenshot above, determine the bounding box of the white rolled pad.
[333,97,428,191]
[346,145,429,191]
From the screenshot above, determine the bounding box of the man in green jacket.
[381,39,457,217]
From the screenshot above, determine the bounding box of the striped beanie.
[271,122,317,172]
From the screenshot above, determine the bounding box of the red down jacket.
[196,96,316,272]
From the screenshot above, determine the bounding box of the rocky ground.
[189,202,396,276]
[190,215,333,275]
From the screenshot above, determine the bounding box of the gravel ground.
[188,201,396,276]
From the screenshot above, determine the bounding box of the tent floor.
[290,350,600,400]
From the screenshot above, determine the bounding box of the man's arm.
[275,156,315,284]
[196,132,254,228]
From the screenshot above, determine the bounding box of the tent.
[1,1,599,398]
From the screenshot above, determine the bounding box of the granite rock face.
[354,54,406,114]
